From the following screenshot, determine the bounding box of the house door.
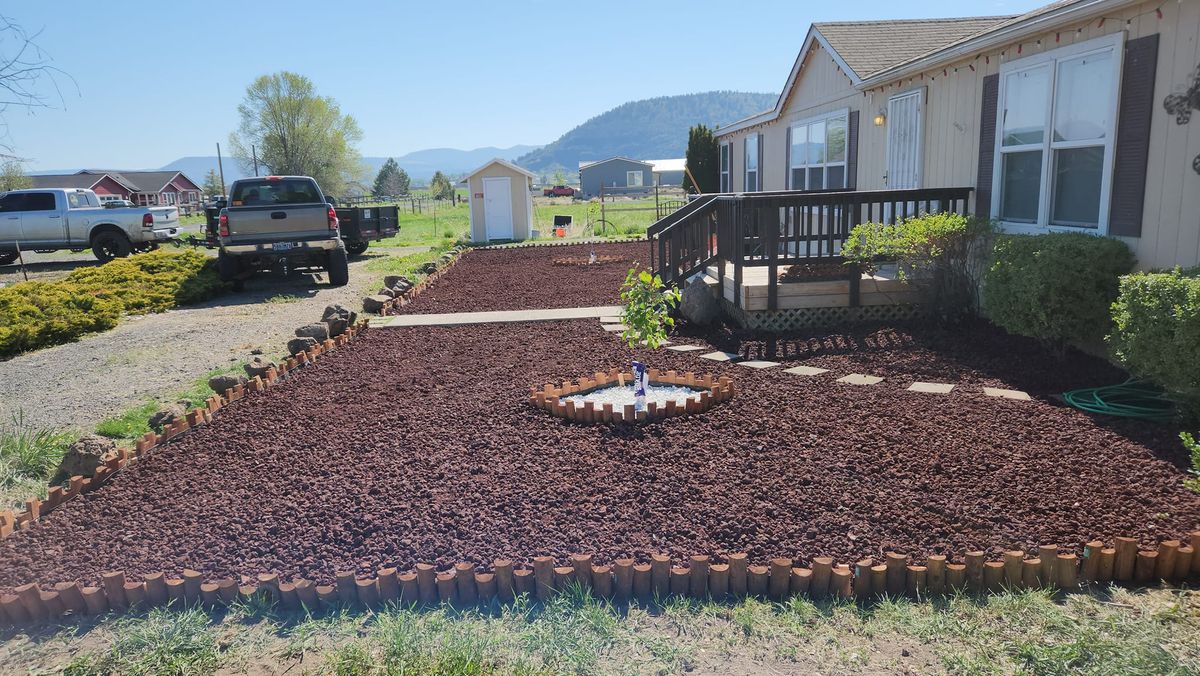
[482,177,513,240]
[887,90,923,191]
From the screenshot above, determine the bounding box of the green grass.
[364,244,453,277]
[94,366,238,446]
[371,202,470,248]
[532,197,668,239]
[62,607,222,675]
[0,412,73,510]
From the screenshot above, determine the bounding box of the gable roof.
[462,157,536,180]
[647,158,686,173]
[29,174,108,190]
[77,169,198,193]
[578,156,654,171]
[814,16,1012,81]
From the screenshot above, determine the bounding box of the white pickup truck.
[0,188,180,264]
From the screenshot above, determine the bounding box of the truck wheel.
[0,251,17,266]
[326,248,349,287]
[91,231,133,263]
[345,240,369,256]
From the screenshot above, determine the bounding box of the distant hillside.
[516,91,776,173]
[158,145,540,185]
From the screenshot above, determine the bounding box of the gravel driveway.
[0,246,426,432]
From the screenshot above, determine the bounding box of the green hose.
[1062,379,1177,423]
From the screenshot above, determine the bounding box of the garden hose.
[1062,379,1177,423]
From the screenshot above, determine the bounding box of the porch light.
[873,109,886,126]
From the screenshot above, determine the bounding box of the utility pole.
[251,145,260,177]
[216,142,227,197]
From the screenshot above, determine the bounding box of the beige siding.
[717,1,1200,269]
[467,163,534,241]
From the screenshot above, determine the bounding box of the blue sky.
[6,0,1044,171]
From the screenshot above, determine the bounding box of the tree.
[0,158,29,191]
[229,71,363,196]
[372,158,410,197]
[0,17,74,161]
[682,124,719,193]
[428,171,455,201]
[201,169,225,198]
[552,168,567,185]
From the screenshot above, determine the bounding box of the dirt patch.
[0,319,1197,591]
[395,242,646,314]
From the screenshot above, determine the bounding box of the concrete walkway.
[371,305,624,328]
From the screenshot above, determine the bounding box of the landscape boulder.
[54,434,115,482]
[362,294,391,313]
[377,287,397,299]
[243,356,276,379]
[294,323,330,342]
[420,262,438,274]
[208,373,249,394]
[383,275,412,291]
[147,402,187,432]
[287,336,318,355]
[321,304,356,337]
[679,280,722,326]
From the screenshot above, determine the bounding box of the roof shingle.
[815,16,1014,79]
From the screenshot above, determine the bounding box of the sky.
[5,0,1046,171]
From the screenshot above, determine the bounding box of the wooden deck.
[705,261,925,312]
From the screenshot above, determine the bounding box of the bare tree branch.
[0,15,77,160]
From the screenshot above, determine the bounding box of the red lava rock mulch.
[0,319,1197,590]
[396,241,647,314]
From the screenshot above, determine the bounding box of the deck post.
[763,202,780,311]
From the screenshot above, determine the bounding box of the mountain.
[515,91,776,174]
[157,145,540,185]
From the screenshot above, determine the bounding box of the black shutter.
[785,126,792,190]
[1109,33,1160,237]
[976,74,1000,219]
[847,110,860,190]
[757,134,764,191]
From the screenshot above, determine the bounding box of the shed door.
[887,90,924,190]
[482,177,513,240]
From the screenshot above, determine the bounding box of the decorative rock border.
[529,369,733,423]
[2,533,1197,628]
[0,320,372,544]
[367,248,469,316]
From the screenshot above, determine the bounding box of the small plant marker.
[908,382,955,394]
[783,365,829,376]
[698,351,739,362]
[983,387,1032,401]
[837,374,884,385]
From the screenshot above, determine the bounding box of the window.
[744,134,759,191]
[994,34,1122,232]
[67,192,88,208]
[231,178,321,205]
[626,170,644,187]
[20,192,57,211]
[719,142,730,192]
[789,110,848,191]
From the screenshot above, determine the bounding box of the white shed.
[462,158,535,242]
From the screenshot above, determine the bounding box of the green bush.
[982,233,1134,348]
[1183,432,1200,494]
[620,269,679,349]
[0,250,227,357]
[1109,268,1200,417]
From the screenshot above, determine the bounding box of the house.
[712,0,1200,270]
[462,158,535,241]
[578,157,654,197]
[648,158,687,187]
[28,170,205,213]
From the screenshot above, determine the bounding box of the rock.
[679,280,722,326]
[382,275,412,290]
[377,287,397,299]
[250,348,263,355]
[244,356,276,379]
[208,373,248,394]
[420,262,438,274]
[54,434,115,482]
[147,403,186,432]
[362,294,391,313]
[287,336,318,355]
[321,304,355,337]
[295,323,330,342]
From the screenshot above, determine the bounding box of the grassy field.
[531,196,669,239]
[2,585,1196,674]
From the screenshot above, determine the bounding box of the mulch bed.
[778,261,853,283]
[1,319,1198,590]
[394,242,647,315]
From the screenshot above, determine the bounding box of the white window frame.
[788,108,850,191]
[719,142,731,192]
[991,32,1124,235]
[626,170,644,187]
[744,133,759,192]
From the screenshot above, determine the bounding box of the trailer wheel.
[326,248,349,287]
[91,230,133,263]
[345,240,369,256]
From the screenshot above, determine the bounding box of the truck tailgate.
[148,207,179,227]
[225,204,329,242]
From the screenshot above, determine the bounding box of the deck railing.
[648,187,974,309]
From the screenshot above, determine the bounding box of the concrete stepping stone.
[738,360,780,369]
[783,365,830,376]
[601,324,628,332]
[983,387,1031,401]
[698,351,739,362]
[837,373,884,385]
[908,382,954,394]
[599,316,623,323]
[666,345,706,352]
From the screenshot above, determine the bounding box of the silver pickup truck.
[0,188,180,264]
[216,176,348,288]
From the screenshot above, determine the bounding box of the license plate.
[273,242,294,252]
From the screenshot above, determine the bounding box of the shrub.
[63,249,224,313]
[0,281,122,357]
[1108,268,1200,417]
[982,233,1134,348]
[620,269,680,349]
[1184,432,1200,494]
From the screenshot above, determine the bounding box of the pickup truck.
[0,188,180,264]
[216,175,348,288]
[542,185,575,197]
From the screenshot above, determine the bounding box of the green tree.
[552,168,567,185]
[200,169,225,197]
[229,71,364,196]
[428,171,455,200]
[683,124,719,193]
[0,159,30,191]
[372,158,410,197]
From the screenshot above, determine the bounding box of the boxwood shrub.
[982,233,1135,348]
[1109,268,1200,418]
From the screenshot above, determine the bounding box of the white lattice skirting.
[722,300,927,331]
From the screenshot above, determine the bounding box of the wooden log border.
[2,534,1198,628]
[529,370,734,423]
[0,319,373,542]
